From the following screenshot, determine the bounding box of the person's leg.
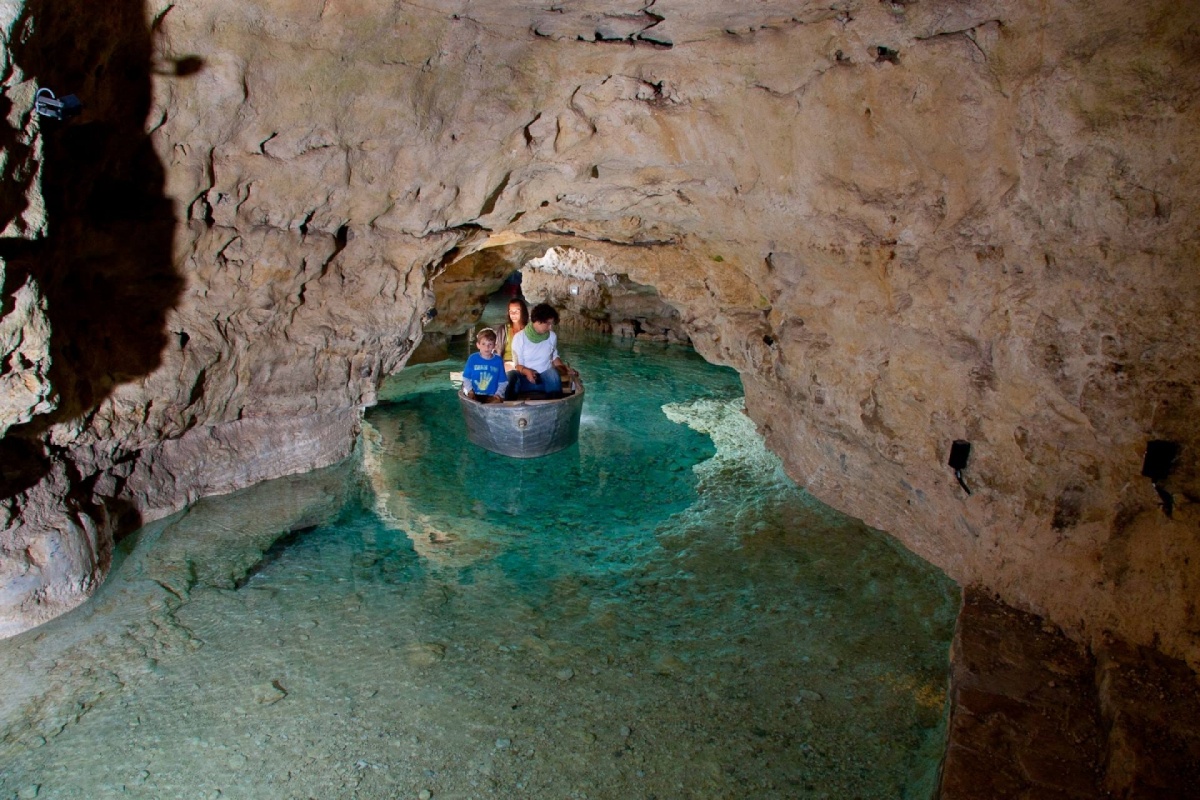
[539,367,562,397]
[504,370,522,400]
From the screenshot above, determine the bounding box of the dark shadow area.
[156,54,204,77]
[234,524,319,590]
[0,0,190,506]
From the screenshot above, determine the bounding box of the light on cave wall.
[1142,440,1180,518]
[34,88,82,120]
[948,440,972,496]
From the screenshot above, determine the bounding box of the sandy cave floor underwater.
[0,334,959,800]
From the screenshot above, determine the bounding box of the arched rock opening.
[428,241,689,347]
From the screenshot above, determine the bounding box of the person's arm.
[550,335,576,376]
[513,334,538,381]
[552,356,578,377]
[463,356,479,396]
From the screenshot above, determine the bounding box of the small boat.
[458,379,584,458]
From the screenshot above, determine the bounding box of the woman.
[507,302,572,399]
[498,297,528,372]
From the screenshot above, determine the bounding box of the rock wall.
[1,0,1198,674]
[0,0,432,635]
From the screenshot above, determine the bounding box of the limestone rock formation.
[1,0,1198,693]
[521,247,690,342]
[0,9,52,439]
[0,269,55,437]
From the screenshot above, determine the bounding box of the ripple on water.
[0,334,958,800]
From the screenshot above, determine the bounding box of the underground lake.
[0,334,959,799]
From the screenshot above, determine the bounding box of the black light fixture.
[874,46,900,64]
[1141,440,1179,517]
[948,440,971,495]
[34,88,82,121]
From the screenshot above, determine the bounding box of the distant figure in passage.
[506,303,576,399]
[462,328,507,403]
[499,297,528,372]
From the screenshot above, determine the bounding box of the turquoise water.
[0,334,959,800]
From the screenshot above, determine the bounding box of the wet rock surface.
[942,590,1200,799]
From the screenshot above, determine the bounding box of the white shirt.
[512,330,558,373]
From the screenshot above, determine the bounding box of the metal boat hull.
[459,385,584,458]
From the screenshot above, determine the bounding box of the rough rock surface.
[0,0,1197,709]
[522,248,690,342]
[942,590,1200,798]
[0,266,55,437]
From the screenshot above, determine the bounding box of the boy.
[506,303,575,399]
[462,327,507,402]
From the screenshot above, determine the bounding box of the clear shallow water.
[0,334,958,800]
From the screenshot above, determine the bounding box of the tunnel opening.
[422,241,691,362]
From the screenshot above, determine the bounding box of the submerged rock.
[402,642,447,668]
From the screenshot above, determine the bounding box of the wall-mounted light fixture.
[874,46,900,64]
[34,88,82,121]
[1141,440,1179,517]
[948,440,971,495]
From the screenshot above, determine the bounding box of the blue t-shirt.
[463,352,507,396]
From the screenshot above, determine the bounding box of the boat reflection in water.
[458,378,584,458]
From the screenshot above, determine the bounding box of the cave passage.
[0,334,958,799]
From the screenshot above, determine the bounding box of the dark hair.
[476,327,497,344]
[529,303,559,324]
[508,298,529,327]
